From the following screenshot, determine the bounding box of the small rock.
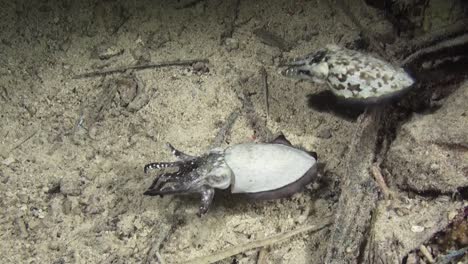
[0,171,8,184]
[2,156,16,166]
[60,172,83,196]
[17,192,29,203]
[62,197,80,215]
[84,194,105,215]
[117,215,136,238]
[130,45,151,64]
[192,62,209,74]
[411,225,425,233]
[429,163,439,171]
[96,45,124,60]
[395,207,410,216]
[296,214,308,224]
[115,76,138,108]
[15,217,28,238]
[48,241,60,251]
[316,128,332,139]
[448,211,457,221]
[49,197,63,220]
[31,207,45,219]
[406,252,419,264]
[225,38,239,51]
[148,29,170,49]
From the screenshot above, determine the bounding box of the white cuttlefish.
[281,44,415,103]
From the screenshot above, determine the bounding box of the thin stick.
[324,108,381,263]
[256,247,268,264]
[401,33,468,66]
[334,0,388,60]
[240,88,274,142]
[72,59,210,79]
[259,67,269,119]
[212,109,240,148]
[419,245,435,264]
[184,222,331,264]
[155,251,166,264]
[396,18,468,56]
[371,163,394,199]
[1,130,38,158]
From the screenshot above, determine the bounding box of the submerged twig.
[256,247,268,264]
[324,109,381,263]
[419,245,435,264]
[371,163,394,199]
[241,88,274,142]
[73,59,209,79]
[184,222,331,264]
[212,109,240,148]
[396,18,468,56]
[1,130,38,158]
[401,33,468,67]
[220,0,241,43]
[155,252,166,264]
[259,67,269,119]
[334,0,388,59]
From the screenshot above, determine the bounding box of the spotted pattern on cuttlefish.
[281,44,415,102]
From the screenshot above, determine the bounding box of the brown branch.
[334,0,388,59]
[371,163,395,199]
[324,109,381,263]
[212,109,240,148]
[72,59,210,79]
[220,0,241,43]
[259,67,269,119]
[401,33,468,67]
[240,87,274,142]
[256,247,268,264]
[396,18,468,56]
[1,130,38,159]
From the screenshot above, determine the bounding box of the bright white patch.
[205,162,232,189]
[311,62,329,79]
[225,143,316,193]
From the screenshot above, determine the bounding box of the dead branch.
[220,0,241,43]
[395,18,468,56]
[256,247,268,264]
[371,163,394,200]
[184,221,332,264]
[72,59,209,79]
[212,109,240,148]
[240,87,274,142]
[419,245,435,264]
[259,67,269,119]
[1,130,38,159]
[334,0,388,59]
[324,109,381,263]
[401,33,468,67]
